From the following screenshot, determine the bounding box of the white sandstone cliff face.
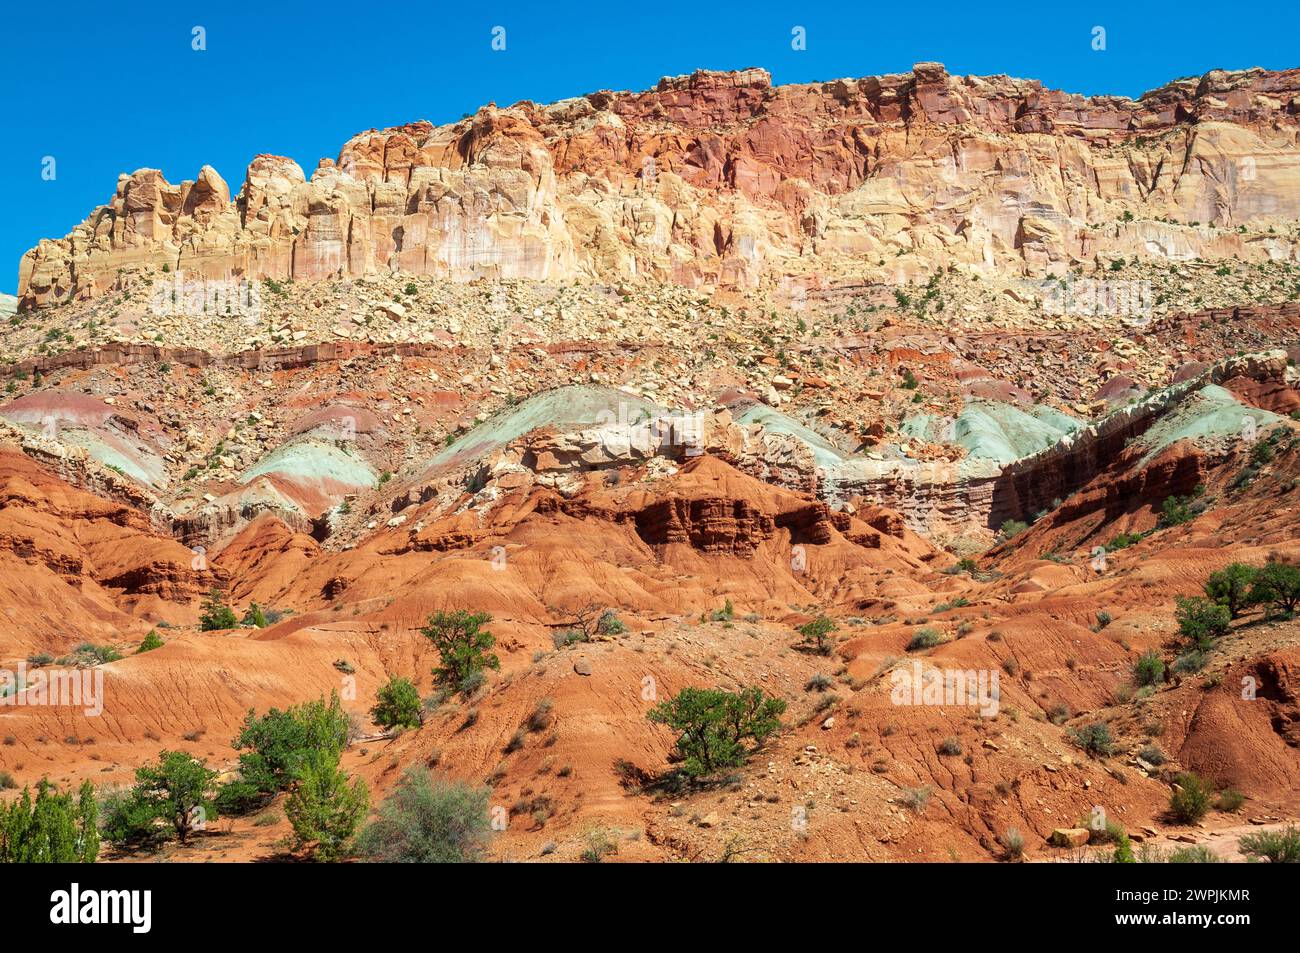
[18,64,1300,310]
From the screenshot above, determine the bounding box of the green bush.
[356,767,493,863]
[1068,722,1114,757]
[198,589,238,631]
[99,785,165,848]
[0,780,99,862]
[213,780,263,817]
[798,615,837,654]
[1238,825,1300,863]
[906,627,944,651]
[1216,788,1246,813]
[233,692,350,794]
[597,610,626,635]
[1204,563,1257,618]
[421,611,500,692]
[1165,845,1223,863]
[1169,772,1213,824]
[127,751,219,844]
[1000,520,1029,539]
[1159,495,1194,527]
[285,752,369,862]
[241,603,269,628]
[710,599,735,622]
[551,629,585,649]
[1175,596,1231,649]
[648,686,786,777]
[1138,744,1167,766]
[63,643,122,666]
[136,630,164,654]
[370,677,422,730]
[1248,560,1300,617]
[1132,650,1165,687]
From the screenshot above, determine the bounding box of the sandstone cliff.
[18,64,1300,310]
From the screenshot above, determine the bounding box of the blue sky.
[3,0,1297,294]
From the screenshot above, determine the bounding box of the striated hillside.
[2,60,1300,867]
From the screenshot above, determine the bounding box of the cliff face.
[18,64,1300,310]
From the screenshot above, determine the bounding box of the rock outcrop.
[19,64,1300,310]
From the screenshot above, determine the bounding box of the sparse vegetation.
[1068,722,1115,757]
[1238,825,1300,863]
[1132,650,1165,687]
[906,627,944,651]
[370,677,423,730]
[797,615,837,655]
[421,610,500,694]
[0,780,99,862]
[198,588,238,631]
[648,686,785,777]
[356,767,493,863]
[1168,772,1213,824]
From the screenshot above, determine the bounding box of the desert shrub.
[1238,826,1300,863]
[1250,438,1275,465]
[1169,772,1213,824]
[906,627,944,651]
[1000,827,1025,860]
[648,686,785,777]
[0,780,99,862]
[1132,650,1165,687]
[1171,649,1207,674]
[1204,563,1257,618]
[421,610,500,691]
[233,692,350,794]
[1068,722,1114,757]
[136,630,164,654]
[458,670,487,698]
[901,785,932,813]
[285,752,369,862]
[798,615,837,654]
[804,673,833,693]
[98,785,164,848]
[356,767,492,863]
[1137,744,1166,766]
[1216,788,1246,813]
[551,629,585,649]
[937,737,963,756]
[596,610,626,635]
[63,643,122,666]
[581,826,619,863]
[710,599,735,622]
[241,603,269,628]
[213,780,263,816]
[1095,611,1112,630]
[1158,494,1194,527]
[1165,845,1223,863]
[370,677,422,731]
[198,588,238,631]
[127,751,219,844]
[525,698,554,733]
[1000,519,1028,539]
[1112,833,1136,863]
[1175,597,1230,649]
[1248,560,1300,617]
